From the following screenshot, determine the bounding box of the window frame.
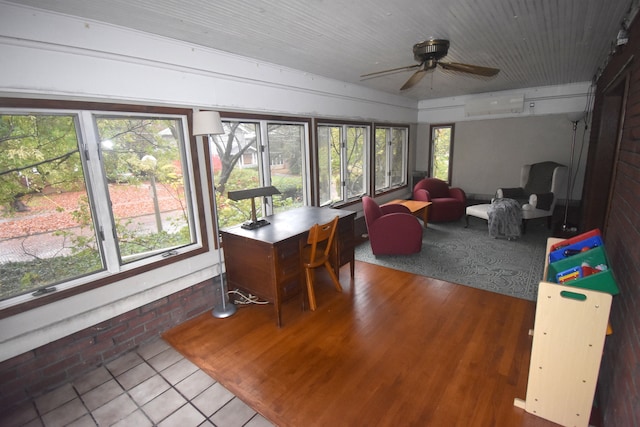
[0,98,209,318]
[374,124,409,194]
[216,112,312,226]
[429,123,455,184]
[315,119,370,207]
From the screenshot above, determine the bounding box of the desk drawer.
[276,238,300,278]
[222,233,275,300]
[275,238,302,300]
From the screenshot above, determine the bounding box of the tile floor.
[1,338,274,427]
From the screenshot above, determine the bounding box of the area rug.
[355,218,552,301]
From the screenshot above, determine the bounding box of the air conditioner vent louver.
[464,95,524,116]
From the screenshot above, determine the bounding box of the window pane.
[97,117,194,264]
[318,125,342,205]
[345,126,366,199]
[374,128,387,191]
[214,122,261,228]
[390,128,407,186]
[267,123,305,213]
[0,114,103,300]
[432,126,452,182]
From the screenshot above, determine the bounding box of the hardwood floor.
[163,261,558,427]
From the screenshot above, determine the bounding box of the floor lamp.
[192,110,237,318]
[562,111,586,233]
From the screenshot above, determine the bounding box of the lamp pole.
[562,112,585,233]
[193,110,237,319]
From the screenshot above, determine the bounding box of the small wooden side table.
[384,199,432,228]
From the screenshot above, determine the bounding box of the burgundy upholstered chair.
[362,196,422,255]
[413,178,466,222]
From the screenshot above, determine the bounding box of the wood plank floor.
[163,261,559,427]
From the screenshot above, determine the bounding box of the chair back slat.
[306,216,339,267]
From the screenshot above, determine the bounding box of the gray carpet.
[355,217,552,301]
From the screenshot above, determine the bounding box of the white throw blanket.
[488,198,522,239]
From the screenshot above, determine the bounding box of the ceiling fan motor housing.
[413,39,450,62]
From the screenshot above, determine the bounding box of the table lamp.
[228,186,281,230]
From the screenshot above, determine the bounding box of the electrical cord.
[228,289,270,305]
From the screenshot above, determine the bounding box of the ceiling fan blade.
[360,63,421,79]
[400,67,429,91]
[438,62,500,77]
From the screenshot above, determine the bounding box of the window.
[430,124,455,183]
[375,126,408,193]
[317,123,369,206]
[213,117,309,228]
[0,105,202,305]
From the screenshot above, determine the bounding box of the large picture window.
[375,126,408,193]
[0,107,201,305]
[317,123,368,206]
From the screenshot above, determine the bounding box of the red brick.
[0,351,35,371]
[156,297,184,314]
[95,323,128,343]
[37,335,75,355]
[140,298,168,313]
[127,311,156,329]
[102,341,136,361]
[57,337,96,360]
[113,309,140,325]
[67,357,101,378]
[112,324,144,345]
[91,318,113,331]
[42,355,81,377]
[133,330,161,346]
[89,337,118,356]
[144,312,172,329]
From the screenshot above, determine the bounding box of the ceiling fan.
[361,39,500,91]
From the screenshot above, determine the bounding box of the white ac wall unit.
[464,94,525,116]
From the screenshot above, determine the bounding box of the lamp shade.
[192,110,224,136]
[567,111,585,123]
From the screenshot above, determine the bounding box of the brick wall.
[0,279,215,409]
[589,15,640,427]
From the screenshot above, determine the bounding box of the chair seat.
[429,198,466,222]
[362,196,422,255]
[466,204,491,220]
[412,178,466,222]
[494,162,567,232]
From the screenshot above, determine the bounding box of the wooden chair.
[301,215,342,311]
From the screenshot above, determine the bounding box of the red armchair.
[413,178,466,222]
[362,196,422,255]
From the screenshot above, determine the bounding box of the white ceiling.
[7,0,638,100]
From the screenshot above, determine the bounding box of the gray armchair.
[495,161,567,231]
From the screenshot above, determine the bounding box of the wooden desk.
[220,207,356,326]
[385,199,432,228]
